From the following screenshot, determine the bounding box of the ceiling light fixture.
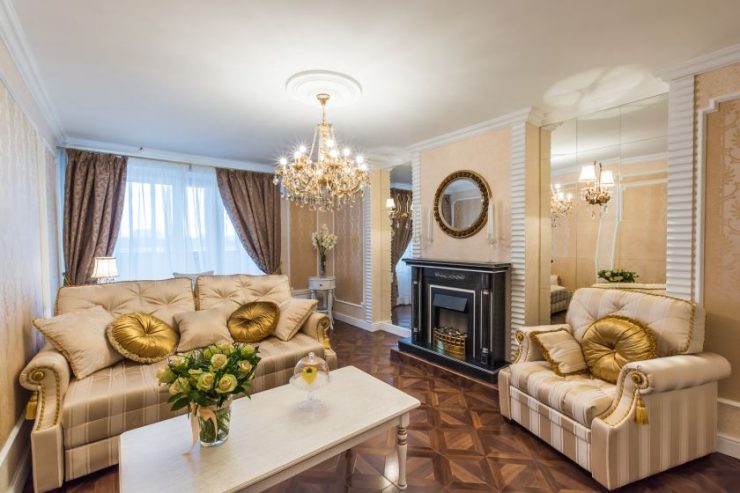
[579,161,615,217]
[274,93,369,211]
[550,184,573,227]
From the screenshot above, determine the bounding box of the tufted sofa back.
[195,274,292,311]
[56,278,195,327]
[566,288,705,356]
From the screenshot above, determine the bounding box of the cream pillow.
[174,308,233,353]
[33,305,121,379]
[530,328,588,376]
[272,298,318,341]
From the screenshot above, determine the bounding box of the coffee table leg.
[397,413,410,489]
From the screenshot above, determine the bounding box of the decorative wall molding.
[509,120,527,353]
[664,75,696,300]
[717,433,740,460]
[363,186,373,323]
[658,42,740,82]
[411,152,422,259]
[407,106,543,153]
[0,415,31,493]
[63,138,275,173]
[693,91,740,304]
[0,0,64,142]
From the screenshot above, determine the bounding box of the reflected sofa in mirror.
[549,94,668,320]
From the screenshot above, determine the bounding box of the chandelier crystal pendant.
[274,93,369,211]
[579,161,615,217]
[550,184,573,227]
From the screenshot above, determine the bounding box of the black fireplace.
[398,258,510,381]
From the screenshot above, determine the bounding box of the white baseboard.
[0,414,31,493]
[717,433,740,459]
[333,313,411,337]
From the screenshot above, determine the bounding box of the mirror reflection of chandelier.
[273,93,369,211]
[579,161,615,217]
[386,197,413,226]
[550,183,573,227]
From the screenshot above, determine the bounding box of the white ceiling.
[10,0,740,164]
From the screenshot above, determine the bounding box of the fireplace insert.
[398,258,510,381]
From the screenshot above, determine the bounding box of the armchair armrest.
[300,311,333,351]
[513,324,570,363]
[19,344,71,430]
[599,352,731,427]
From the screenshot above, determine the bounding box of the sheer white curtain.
[115,158,262,280]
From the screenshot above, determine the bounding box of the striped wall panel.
[411,152,422,258]
[510,121,527,354]
[665,75,696,300]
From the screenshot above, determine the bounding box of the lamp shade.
[386,197,396,210]
[579,164,597,182]
[600,170,615,186]
[91,257,118,279]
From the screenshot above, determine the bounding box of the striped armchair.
[499,288,731,490]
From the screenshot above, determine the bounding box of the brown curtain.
[216,168,281,274]
[63,149,128,285]
[390,188,413,307]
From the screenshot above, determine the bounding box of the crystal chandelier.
[579,161,615,217]
[550,184,573,227]
[274,93,369,211]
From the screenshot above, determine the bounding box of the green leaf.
[171,397,191,411]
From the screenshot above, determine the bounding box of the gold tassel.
[634,394,649,425]
[25,392,38,420]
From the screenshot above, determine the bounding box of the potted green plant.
[597,269,639,283]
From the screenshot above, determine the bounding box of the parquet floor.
[28,321,740,492]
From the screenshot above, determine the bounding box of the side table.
[308,276,336,330]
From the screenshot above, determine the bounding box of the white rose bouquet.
[157,342,261,446]
[311,224,338,276]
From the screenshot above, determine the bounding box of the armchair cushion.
[530,328,588,376]
[509,362,617,426]
[581,316,656,384]
[513,324,570,363]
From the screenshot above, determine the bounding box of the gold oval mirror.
[433,170,491,238]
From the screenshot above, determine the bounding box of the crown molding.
[407,106,544,152]
[63,138,275,173]
[0,0,64,141]
[657,42,740,82]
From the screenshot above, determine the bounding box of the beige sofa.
[20,275,335,493]
[499,287,731,490]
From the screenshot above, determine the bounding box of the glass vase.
[319,254,327,277]
[198,399,232,447]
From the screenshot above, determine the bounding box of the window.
[115,158,261,280]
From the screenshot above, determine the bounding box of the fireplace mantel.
[398,258,510,381]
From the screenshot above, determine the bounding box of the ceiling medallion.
[285,70,362,107]
[274,92,369,211]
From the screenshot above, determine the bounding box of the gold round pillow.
[228,301,280,343]
[107,312,179,363]
[581,315,657,384]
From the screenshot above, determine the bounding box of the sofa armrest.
[513,324,571,363]
[599,352,731,426]
[300,311,333,351]
[19,344,71,430]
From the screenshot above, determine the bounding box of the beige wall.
[551,159,667,291]
[694,61,740,440]
[0,76,59,489]
[419,127,512,262]
[333,201,364,305]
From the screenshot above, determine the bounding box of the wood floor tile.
[25,321,740,492]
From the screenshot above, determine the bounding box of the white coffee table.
[119,366,420,492]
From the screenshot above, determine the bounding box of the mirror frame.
[433,170,491,239]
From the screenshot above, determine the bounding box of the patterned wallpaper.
[333,200,364,305]
[704,97,740,401]
[0,79,57,446]
[289,204,317,290]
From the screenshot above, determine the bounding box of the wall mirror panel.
[389,164,413,329]
[549,94,668,321]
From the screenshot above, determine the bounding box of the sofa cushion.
[174,307,233,352]
[228,301,280,343]
[509,362,617,426]
[566,287,704,356]
[195,274,292,311]
[55,278,195,328]
[107,312,179,363]
[62,333,325,448]
[272,298,319,341]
